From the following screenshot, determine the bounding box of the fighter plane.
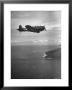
[17,25,46,33]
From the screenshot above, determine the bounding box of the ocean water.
[11,45,61,79]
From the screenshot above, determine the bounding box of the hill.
[44,47,61,60]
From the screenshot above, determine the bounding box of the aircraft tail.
[19,25,22,29]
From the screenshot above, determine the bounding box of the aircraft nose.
[45,28,46,31]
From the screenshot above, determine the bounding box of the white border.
[4,4,69,87]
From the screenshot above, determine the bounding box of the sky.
[11,11,61,45]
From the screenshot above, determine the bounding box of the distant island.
[43,46,61,60]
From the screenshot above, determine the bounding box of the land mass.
[44,47,61,60]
